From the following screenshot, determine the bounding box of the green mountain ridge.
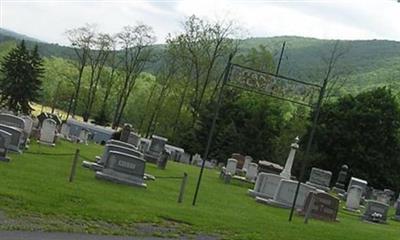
[1,28,400,94]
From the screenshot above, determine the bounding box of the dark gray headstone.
[332,164,348,194]
[100,144,143,165]
[96,150,147,188]
[0,129,11,161]
[149,135,167,154]
[107,139,136,149]
[119,124,132,143]
[362,200,389,223]
[0,124,23,153]
[0,114,25,130]
[394,199,400,221]
[127,132,140,147]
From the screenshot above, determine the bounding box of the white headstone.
[257,179,317,209]
[225,158,237,175]
[20,115,33,137]
[249,173,285,199]
[245,163,258,182]
[79,129,89,144]
[347,177,368,195]
[346,185,363,210]
[192,153,202,165]
[243,156,253,171]
[39,118,57,145]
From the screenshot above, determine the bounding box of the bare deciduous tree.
[66,23,96,116]
[82,33,113,122]
[112,24,156,129]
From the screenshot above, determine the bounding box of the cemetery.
[2,1,400,239]
[0,111,400,239]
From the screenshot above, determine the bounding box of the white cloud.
[1,0,400,45]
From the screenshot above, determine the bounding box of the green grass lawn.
[0,140,399,239]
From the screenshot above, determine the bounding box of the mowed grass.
[0,140,400,239]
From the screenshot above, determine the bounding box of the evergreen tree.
[0,40,44,114]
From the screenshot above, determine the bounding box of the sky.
[1,0,400,46]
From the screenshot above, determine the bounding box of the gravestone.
[145,135,168,164]
[393,198,400,221]
[60,123,70,139]
[345,185,363,211]
[0,114,27,149]
[362,200,389,223]
[79,128,89,144]
[347,177,368,195]
[306,168,332,192]
[245,163,258,182]
[157,149,170,170]
[138,138,151,152]
[376,190,391,205]
[107,139,136,149]
[256,179,316,209]
[243,155,253,171]
[83,144,143,171]
[96,150,147,188]
[220,158,237,183]
[225,158,237,175]
[149,135,167,153]
[301,192,339,222]
[248,173,284,199]
[231,153,245,169]
[192,153,202,165]
[280,137,299,179]
[0,124,23,153]
[39,118,57,146]
[0,114,25,130]
[332,165,349,194]
[127,132,140,147]
[180,152,191,164]
[20,115,33,138]
[0,129,11,161]
[119,124,132,142]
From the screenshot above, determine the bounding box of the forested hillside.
[1,28,400,95]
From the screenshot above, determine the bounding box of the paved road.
[0,231,177,240]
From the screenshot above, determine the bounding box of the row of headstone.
[62,122,90,144]
[220,157,259,183]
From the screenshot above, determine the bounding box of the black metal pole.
[288,76,328,222]
[275,41,286,75]
[192,55,233,206]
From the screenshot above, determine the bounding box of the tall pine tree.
[0,40,44,114]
